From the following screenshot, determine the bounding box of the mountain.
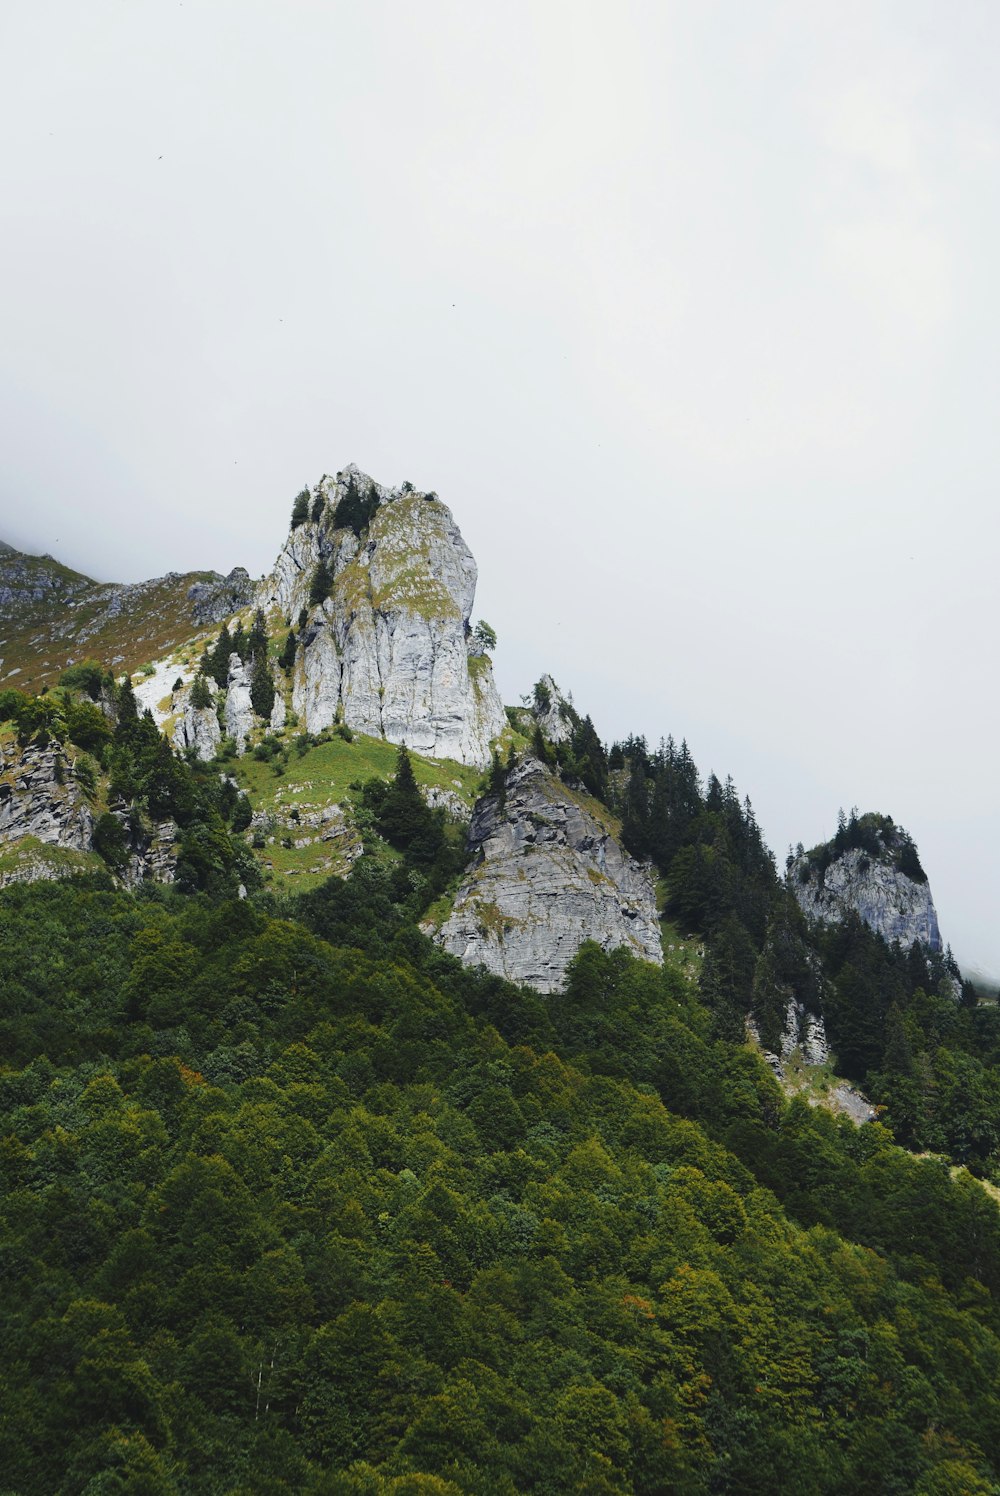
[6,467,1000,1492]
[258,466,505,764]
[0,540,253,691]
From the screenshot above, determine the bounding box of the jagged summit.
[258,468,505,767]
[788,810,942,952]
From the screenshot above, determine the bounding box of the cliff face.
[259,469,505,767]
[434,757,662,993]
[0,740,93,854]
[0,738,178,890]
[789,816,942,952]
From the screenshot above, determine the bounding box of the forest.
[4,693,1000,1492]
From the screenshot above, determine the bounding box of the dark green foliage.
[278,629,297,674]
[247,607,268,661]
[805,811,929,886]
[58,660,108,700]
[2,879,1000,1493]
[290,488,309,529]
[249,655,275,721]
[488,748,506,807]
[471,618,497,653]
[189,673,213,710]
[309,558,332,607]
[311,491,325,524]
[91,811,129,870]
[334,474,381,537]
[202,624,234,688]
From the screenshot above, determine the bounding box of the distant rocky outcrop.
[0,542,252,694]
[532,675,578,745]
[789,813,942,952]
[259,468,505,767]
[434,757,662,992]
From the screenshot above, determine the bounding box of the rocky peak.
[789,812,942,952]
[434,756,662,992]
[531,675,578,745]
[258,469,505,767]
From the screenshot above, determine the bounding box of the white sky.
[2,1,998,976]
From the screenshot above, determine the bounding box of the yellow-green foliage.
[230,730,482,890]
[0,836,104,882]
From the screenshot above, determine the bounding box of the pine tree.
[247,608,268,661]
[279,630,297,674]
[190,674,212,710]
[249,655,276,721]
[290,489,309,529]
[309,558,332,607]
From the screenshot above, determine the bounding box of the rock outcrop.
[0,740,94,852]
[434,757,662,992]
[532,674,578,745]
[259,468,505,767]
[224,654,255,753]
[789,814,942,952]
[173,699,222,761]
[0,737,179,889]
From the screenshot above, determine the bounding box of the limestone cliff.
[259,468,505,767]
[0,740,94,854]
[789,813,942,952]
[434,757,662,993]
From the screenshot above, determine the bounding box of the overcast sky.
[2,1,998,976]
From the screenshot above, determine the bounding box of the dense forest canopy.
[4,674,1000,1492]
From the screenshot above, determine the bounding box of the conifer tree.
[279,630,297,674]
[309,558,332,607]
[247,608,268,661]
[249,655,276,721]
[290,489,309,529]
[190,674,212,710]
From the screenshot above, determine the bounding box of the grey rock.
[434,757,662,992]
[224,653,255,754]
[119,814,178,889]
[0,739,178,888]
[789,824,942,952]
[262,467,505,767]
[0,740,93,850]
[173,702,222,761]
[533,674,578,745]
[187,567,254,624]
[778,997,830,1066]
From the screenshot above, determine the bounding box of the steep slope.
[789,811,942,951]
[0,543,252,692]
[259,467,505,766]
[0,734,178,889]
[434,755,662,991]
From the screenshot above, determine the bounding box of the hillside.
[3,469,1000,1492]
[0,542,253,693]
